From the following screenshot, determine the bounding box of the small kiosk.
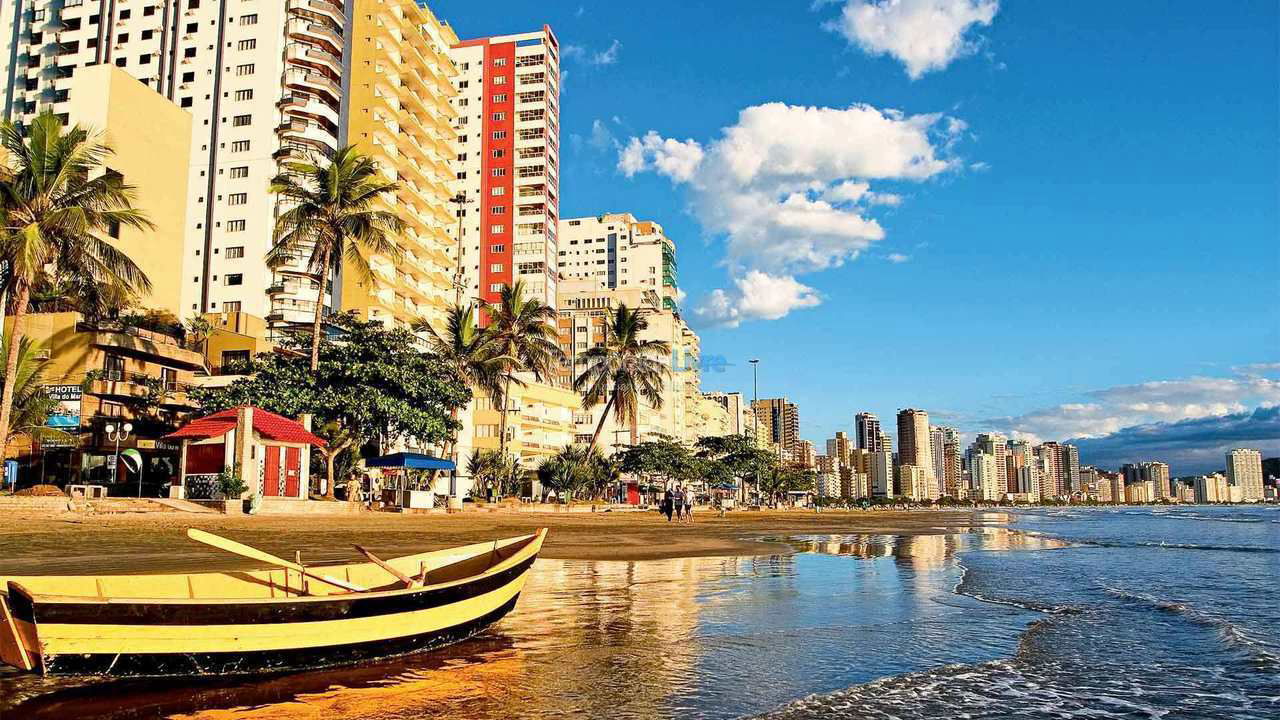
[165,406,326,505]
[366,452,457,511]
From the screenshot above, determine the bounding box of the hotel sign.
[45,385,82,428]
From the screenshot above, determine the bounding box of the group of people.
[660,487,694,522]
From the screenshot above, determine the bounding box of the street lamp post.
[448,192,475,307]
[749,358,759,505]
[104,422,133,493]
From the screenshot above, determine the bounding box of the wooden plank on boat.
[0,592,35,671]
[186,529,365,593]
[354,545,420,588]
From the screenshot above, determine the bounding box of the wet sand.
[0,507,999,575]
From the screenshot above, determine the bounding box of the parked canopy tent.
[365,452,455,471]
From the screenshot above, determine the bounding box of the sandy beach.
[0,507,1002,575]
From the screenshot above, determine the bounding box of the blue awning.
[365,452,456,471]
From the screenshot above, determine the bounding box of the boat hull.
[2,530,545,677]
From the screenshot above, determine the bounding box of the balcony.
[83,323,206,371]
[87,372,198,409]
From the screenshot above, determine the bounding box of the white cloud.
[825,0,999,79]
[886,252,910,263]
[588,119,615,150]
[695,271,822,328]
[618,131,704,182]
[619,102,963,323]
[993,374,1280,443]
[563,39,622,66]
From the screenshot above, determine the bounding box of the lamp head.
[123,423,134,433]
[105,423,115,433]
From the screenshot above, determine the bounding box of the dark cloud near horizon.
[1072,406,1280,476]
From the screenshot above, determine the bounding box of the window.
[223,301,242,314]
[490,224,505,233]
[220,350,250,369]
[231,114,251,126]
[225,246,245,259]
[142,30,154,40]
[227,193,247,206]
[103,354,125,382]
[225,274,243,286]
[491,112,506,121]
[491,206,507,215]
[184,47,197,58]
[186,22,198,33]
[101,401,126,418]
[491,187,505,196]
[234,89,253,101]
[493,58,507,67]
[227,220,246,232]
[491,244,506,253]
[231,140,250,152]
[235,63,254,76]
[488,283,504,293]
[239,14,258,25]
[237,39,256,51]
[493,76,507,85]
[229,166,248,178]
[180,97,193,108]
[144,6,157,16]
[491,168,507,177]
[490,263,504,273]
[491,149,505,158]
[492,130,507,140]
[492,94,507,103]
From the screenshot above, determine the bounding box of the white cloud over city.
[618,102,964,326]
[822,0,1000,79]
[986,366,1280,472]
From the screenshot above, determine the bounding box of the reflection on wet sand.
[3,526,1064,720]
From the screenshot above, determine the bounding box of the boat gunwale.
[5,529,547,607]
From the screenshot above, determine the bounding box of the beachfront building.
[1061,443,1081,493]
[754,398,800,465]
[684,393,734,445]
[1194,472,1228,503]
[1225,448,1264,501]
[558,213,679,311]
[827,431,852,469]
[870,451,894,499]
[343,0,460,332]
[815,472,841,500]
[4,312,206,492]
[899,464,936,502]
[468,380,579,497]
[448,26,561,309]
[704,392,746,436]
[896,409,935,497]
[1036,441,1064,498]
[972,452,1002,502]
[555,281,696,450]
[855,412,883,452]
[973,433,1009,497]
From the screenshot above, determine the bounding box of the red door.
[263,446,281,497]
[284,447,301,498]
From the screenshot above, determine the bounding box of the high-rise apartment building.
[972,452,1002,501]
[1145,461,1171,501]
[855,412,882,452]
[973,433,1009,495]
[938,426,962,498]
[796,439,816,469]
[449,27,561,309]
[704,392,744,435]
[896,409,934,491]
[343,0,461,331]
[1225,448,1264,501]
[870,451,894,498]
[1061,443,1081,494]
[826,431,851,469]
[558,213,679,311]
[754,398,800,463]
[1,0,462,341]
[1037,441,1064,498]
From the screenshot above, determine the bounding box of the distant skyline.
[438,1,1280,475]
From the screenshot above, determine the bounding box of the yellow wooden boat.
[0,528,547,676]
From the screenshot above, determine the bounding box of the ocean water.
[2,508,1276,719]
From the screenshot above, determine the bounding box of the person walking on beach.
[662,489,674,522]
[672,486,685,523]
[683,488,694,523]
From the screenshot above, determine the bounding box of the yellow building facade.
[65,65,192,318]
[343,0,461,331]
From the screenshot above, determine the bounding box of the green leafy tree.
[619,436,694,490]
[538,444,616,502]
[0,110,152,461]
[487,280,563,457]
[0,332,71,448]
[696,434,777,500]
[574,304,670,450]
[467,448,523,500]
[413,302,509,466]
[191,315,470,490]
[266,146,404,374]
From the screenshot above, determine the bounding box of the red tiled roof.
[165,406,327,447]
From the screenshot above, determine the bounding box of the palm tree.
[0,110,152,460]
[574,304,670,451]
[487,280,563,456]
[267,146,404,373]
[0,332,72,448]
[413,302,510,471]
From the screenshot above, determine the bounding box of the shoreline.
[0,508,1007,575]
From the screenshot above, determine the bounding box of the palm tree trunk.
[309,246,331,374]
[587,391,616,452]
[0,281,31,460]
[497,374,512,457]
[325,451,336,500]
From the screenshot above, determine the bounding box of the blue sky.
[436,1,1280,475]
